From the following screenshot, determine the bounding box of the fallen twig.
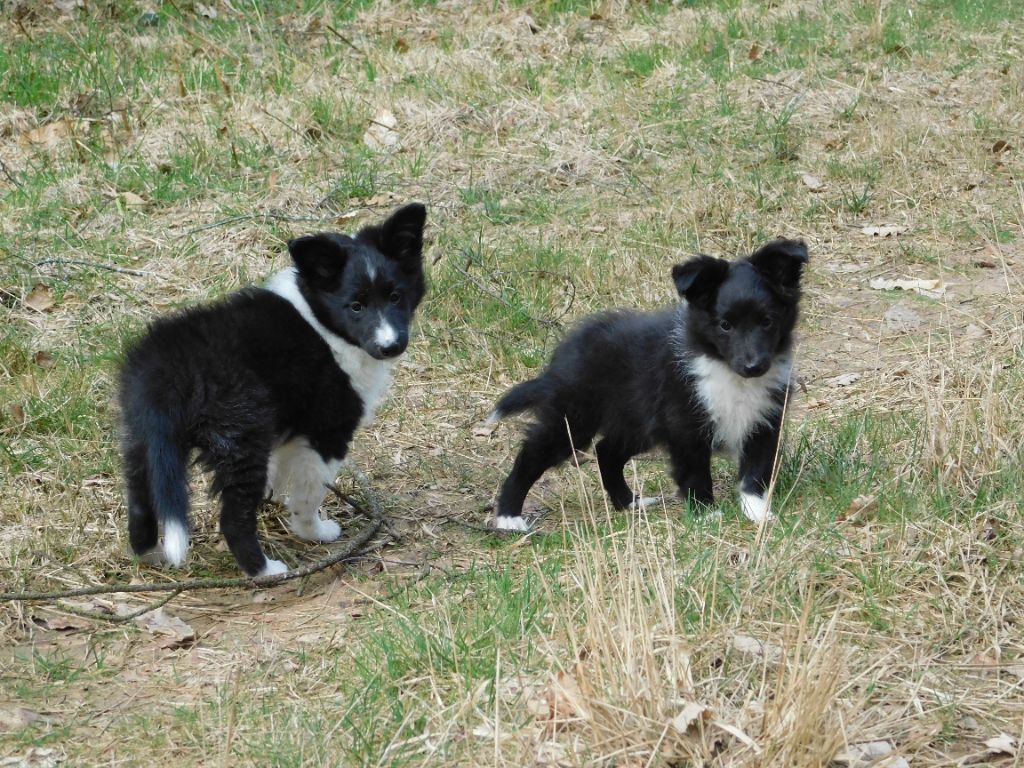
[450,260,570,330]
[54,588,184,625]
[0,158,21,188]
[182,211,342,237]
[328,472,403,542]
[0,485,389,605]
[35,258,151,277]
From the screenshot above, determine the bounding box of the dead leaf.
[535,741,568,765]
[470,722,494,740]
[883,304,922,332]
[0,746,62,767]
[861,224,907,238]
[7,403,26,424]
[869,277,946,297]
[537,669,589,732]
[472,423,496,438]
[827,372,861,387]
[747,42,762,60]
[24,285,55,313]
[518,12,539,34]
[963,324,988,341]
[33,350,55,369]
[835,740,909,767]
[120,191,147,207]
[195,2,218,19]
[34,614,88,632]
[668,701,711,733]
[81,473,113,488]
[985,734,1017,755]
[731,634,782,661]
[991,139,1012,154]
[363,110,400,152]
[841,494,878,520]
[800,173,824,191]
[18,119,75,149]
[0,706,44,730]
[135,607,196,649]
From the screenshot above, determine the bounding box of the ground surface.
[1,1,1022,766]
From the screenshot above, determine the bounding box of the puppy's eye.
[761,317,773,329]
[719,319,732,332]
[350,301,363,313]
[389,291,401,304]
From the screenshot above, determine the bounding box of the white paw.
[631,496,662,510]
[161,521,189,567]
[495,515,530,532]
[257,558,289,577]
[290,514,342,542]
[740,491,774,523]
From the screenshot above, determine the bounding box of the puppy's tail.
[125,409,191,567]
[486,377,548,424]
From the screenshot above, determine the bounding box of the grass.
[2,0,1023,765]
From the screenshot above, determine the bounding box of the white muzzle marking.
[374,322,398,349]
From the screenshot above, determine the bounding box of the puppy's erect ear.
[672,255,730,308]
[359,203,427,269]
[288,233,353,288]
[748,238,808,293]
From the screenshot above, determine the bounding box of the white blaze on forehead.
[374,321,398,348]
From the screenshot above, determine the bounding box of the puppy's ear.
[748,239,808,293]
[672,255,729,308]
[359,203,427,269]
[288,233,353,289]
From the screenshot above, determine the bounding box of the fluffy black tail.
[123,407,190,566]
[487,377,549,423]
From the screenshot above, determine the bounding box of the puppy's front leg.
[279,440,345,542]
[736,420,782,523]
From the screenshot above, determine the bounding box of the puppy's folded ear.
[359,203,427,269]
[672,255,729,308]
[288,233,353,289]
[748,239,808,293]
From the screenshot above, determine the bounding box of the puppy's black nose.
[379,342,405,358]
[742,361,769,378]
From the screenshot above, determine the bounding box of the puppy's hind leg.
[125,442,161,561]
[495,416,594,531]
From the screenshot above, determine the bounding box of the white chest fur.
[266,268,395,427]
[689,355,791,457]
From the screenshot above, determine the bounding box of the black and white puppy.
[119,204,427,576]
[488,238,808,530]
